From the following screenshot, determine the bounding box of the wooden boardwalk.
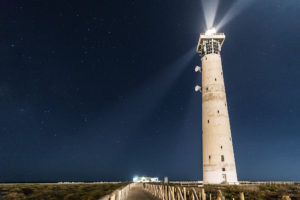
[126,184,160,200]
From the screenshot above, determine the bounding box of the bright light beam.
[120,46,196,127]
[201,0,220,29]
[84,47,196,146]
[216,0,254,31]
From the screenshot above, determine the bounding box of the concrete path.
[126,184,160,200]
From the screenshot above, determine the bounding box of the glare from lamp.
[205,28,217,35]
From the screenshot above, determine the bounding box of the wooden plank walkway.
[126,183,160,200]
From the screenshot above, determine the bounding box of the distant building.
[133,176,159,183]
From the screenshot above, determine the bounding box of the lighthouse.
[195,28,238,184]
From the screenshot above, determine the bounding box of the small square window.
[221,155,224,162]
[221,146,223,149]
[217,110,220,114]
[208,120,210,124]
[222,168,225,172]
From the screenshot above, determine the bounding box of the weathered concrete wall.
[201,53,238,184]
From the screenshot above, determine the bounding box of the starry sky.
[0,0,300,183]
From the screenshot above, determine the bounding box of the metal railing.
[200,33,225,36]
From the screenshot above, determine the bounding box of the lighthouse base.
[203,170,239,185]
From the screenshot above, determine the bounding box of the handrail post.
[201,188,206,200]
[239,192,245,200]
[217,190,224,200]
[171,186,175,200]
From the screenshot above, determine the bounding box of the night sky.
[0,0,300,183]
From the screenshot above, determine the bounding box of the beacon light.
[205,28,217,35]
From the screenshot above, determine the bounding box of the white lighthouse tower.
[195,28,238,184]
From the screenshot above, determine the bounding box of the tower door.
[222,174,227,183]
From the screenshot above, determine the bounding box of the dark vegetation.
[0,183,127,200]
[202,183,300,200]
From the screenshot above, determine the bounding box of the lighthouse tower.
[195,29,238,184]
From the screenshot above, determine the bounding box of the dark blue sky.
[0,0,299,182]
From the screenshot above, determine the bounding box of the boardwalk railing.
[145,183,216,200]
[100,183,135,200]
[145,183,294,200]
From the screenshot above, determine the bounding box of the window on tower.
[222,168,226,172]
[202,40,221,55]
[208,120,210,124]
[207,41,212,54]
[213,41,219,54]
[221,155,224,162]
